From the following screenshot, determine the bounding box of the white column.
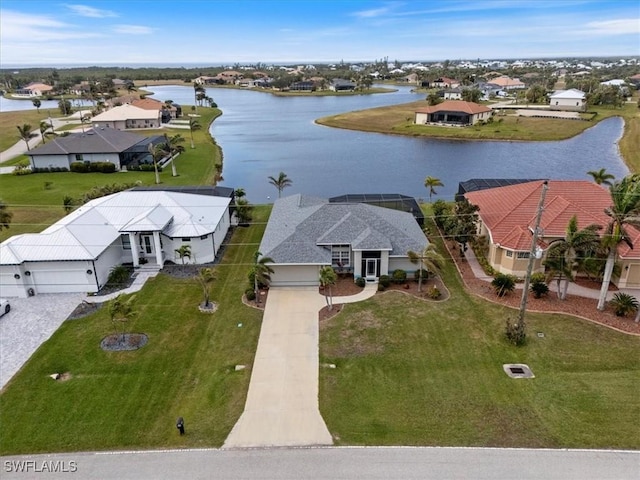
[129,233,140,267]
[153,232,163,265]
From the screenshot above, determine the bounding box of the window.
[121,234,131,250]
[505,250,513,258]
[181,238,191,242]
[331,245,350,267]
[517,252,530,259]
[200,234,208,240]
[75,154,84,162]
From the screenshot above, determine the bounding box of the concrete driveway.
[224,283,377,448]
[0,293,84,390]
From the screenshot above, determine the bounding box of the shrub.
[93,162,116,173]
[529,272,549,298]
[355,277,366,288]
[12,164,32,176]
[609,292,639,317]
[505,319,526,346]
[107,265,130,286]
[491,273,516,297]
[245,288,256,301]
[414,269,429,282]
[427,286,441,299]
[378,275,391,288]
[432,200,451,229]
[392,269,407,284]
[70,162,89,173]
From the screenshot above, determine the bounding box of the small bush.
[378,275,391,288]
[70,162,89,173]
[377,283,386,292]
[414,269,429,282]
[392,269,407,284]
[609,292,639,317]
[245,288,256,301]
[355,277,366,288]
[492,273,516,297]
[505,319,526,346]
[12,164,32,176]
[107,265,130,286]
[529,272,549,298]
[427,286,441,299]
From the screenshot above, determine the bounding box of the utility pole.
[517,180,549,331]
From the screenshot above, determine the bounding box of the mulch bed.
[446,240,640,336]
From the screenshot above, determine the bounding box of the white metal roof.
[0,191,231,264]
[91,104,160,122]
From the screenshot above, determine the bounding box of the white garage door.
[270,265,320,287]
[0,274,23,298]
[32,269,88,294]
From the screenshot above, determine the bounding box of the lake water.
[0,96,92,113]
[4,85,628,203]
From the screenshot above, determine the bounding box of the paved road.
[1,447,638,479]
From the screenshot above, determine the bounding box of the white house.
[0,188,232,297]
[549,89,587,111]
[91,104,161,130]
[258,195,428,287]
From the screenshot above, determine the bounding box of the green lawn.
[319,218,640,449]
[0,206,269,455]
[0,107,222,242]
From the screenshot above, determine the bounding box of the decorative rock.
[235,365,246,371]
[49,373,60,380]
[322,363,337,369]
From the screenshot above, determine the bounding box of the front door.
[140,234,155,256]
[366,258,377,278]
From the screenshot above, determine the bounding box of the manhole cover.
[503,363,534,378]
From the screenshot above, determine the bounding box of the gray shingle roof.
[28,127,147,155]
[259,194,427,264]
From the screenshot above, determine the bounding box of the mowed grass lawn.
[0,206,269,455]
[319,219,640,449]
[0,107,222,242]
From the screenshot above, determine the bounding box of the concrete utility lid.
[503,364,535,378]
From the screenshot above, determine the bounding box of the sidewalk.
[84,269,161,304]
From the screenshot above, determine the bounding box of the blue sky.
[1,0,638,67]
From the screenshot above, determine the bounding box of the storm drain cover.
[503,364,534,378]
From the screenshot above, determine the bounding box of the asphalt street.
[2,447,638,480]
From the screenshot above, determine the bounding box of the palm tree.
[407,244,444,292]
[188,118,201,149]
[174,245,192,265]
[163,133,185,177]
[197,268,216,308]
[597,175,640,310]
[544,215,601,300]
[32,99,41,112]
[234,187,246,200]
[0,199,13,231]
[39,121,50,144]
[16,124,33,151]
[424,176,443,202]
[250,251,275,305]
[147,143,164,184]
[108,294,137,341]
[268,172,292,198]
[319,266,337,311]
[587,168,615,186]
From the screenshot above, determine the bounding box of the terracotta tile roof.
[464,180,640,258]
[131,97,175,111]
[415,100,492,115]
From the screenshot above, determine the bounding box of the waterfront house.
[91,104,161,130]
[415,100,492,126]
[549,89,587,111]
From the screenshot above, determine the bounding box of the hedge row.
[70,161,116,173]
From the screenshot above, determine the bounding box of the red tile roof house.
[415,100,493,126]
[464,180,640,289]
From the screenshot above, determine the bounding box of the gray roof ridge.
[317,210,352,243]
[94,127,123,151]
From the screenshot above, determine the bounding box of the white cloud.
[65,4,117,18]
[112,24,154,35]
[583,18,640,35]
[0,9,101,41]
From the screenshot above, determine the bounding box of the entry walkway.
[224,284,376,448]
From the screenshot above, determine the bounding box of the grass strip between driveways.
[319,214,640,449]
[0,206,270,455]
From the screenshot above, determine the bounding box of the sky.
[1,0,639,67]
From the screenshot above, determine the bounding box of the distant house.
[214,71,243,84]
[131,97,180,121]
[0,188,232,297]
[431,77,460,89]
[549,89,587,111]
[91,104,161,130]
[488,76,526,90]
[28,127,163,171]
[289,81,315,91]
[463,179,640,288]
[258,194,428,286]
[194,76,217,85]
[629,73,640,88]
[415,100,492,126]
[329,78,356,91]
[443,87,463,100]
[600,79,626,87]
[14,82,54,97]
